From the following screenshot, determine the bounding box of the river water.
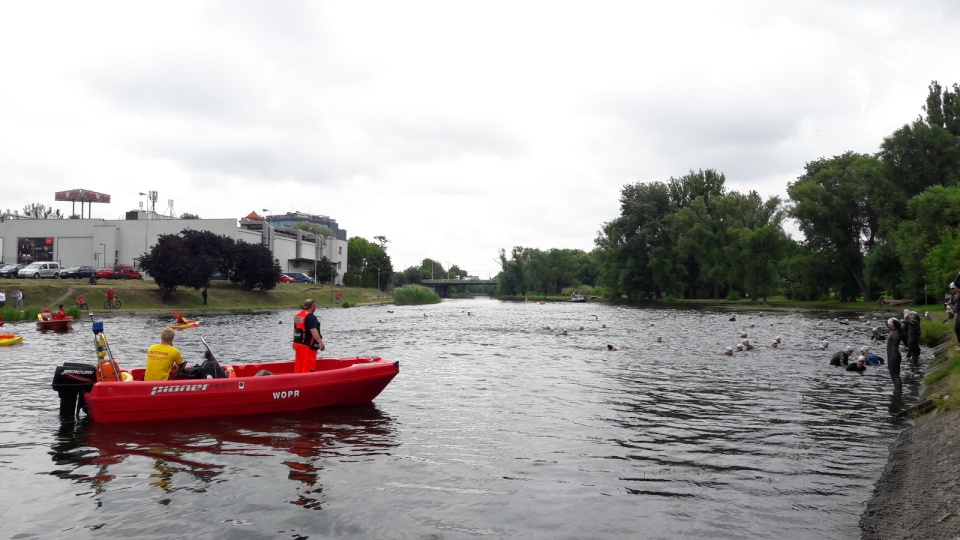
[0,299,922,539]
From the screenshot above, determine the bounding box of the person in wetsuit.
[903,309,921,366]
[829,346,855,367]
[846,356,867,372]
[859,346,884,366]
[886,317,904,394]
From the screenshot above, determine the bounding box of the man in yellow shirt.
[144,327,184,381]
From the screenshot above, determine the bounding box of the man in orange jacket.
[293,299,325,373]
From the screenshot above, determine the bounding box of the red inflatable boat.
[53,357,399,423]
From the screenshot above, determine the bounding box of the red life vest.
[293,309,313,347]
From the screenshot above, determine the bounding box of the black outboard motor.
[51,362,96,418]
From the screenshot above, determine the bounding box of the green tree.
[737,224,790,302]
[496,247,528,296]
[346,236,393,289]
[229,241,281,291]
[290,221,334,237]
[182,230,236,280]
[923,80,960,136]
[879,120,960,198]
[595,181,676,300]
[787,152,886,300]
[138,234,210,299]
[180,212,201,219]
[892,185,960,297]
[399,265,423,286]
[22,203,63,219]
[308,256,337,285]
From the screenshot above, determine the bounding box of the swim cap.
[887,317,897,325]
[858,355,867,363]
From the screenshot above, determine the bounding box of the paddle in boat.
[51,321,399,423]
[37,310,73,331]
[0,333,23,346]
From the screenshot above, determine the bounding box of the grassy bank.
[0,278,389,321]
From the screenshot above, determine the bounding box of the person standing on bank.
[293,299,325,373]
[903,309,921,365]
[202,288,208,306]
[951,282,960,350]
[886,317,904,394]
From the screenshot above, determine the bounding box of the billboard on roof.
[54,189,111,203]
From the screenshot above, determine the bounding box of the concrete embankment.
[860,341,960,539]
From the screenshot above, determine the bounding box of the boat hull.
[170,321,199,329]
[37,318,73,331]
[82,357,399,423]
[0,334,23,346]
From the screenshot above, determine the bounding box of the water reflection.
[49,405,398,511]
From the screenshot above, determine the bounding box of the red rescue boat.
[37,310,73,331]
[53,357,399,423]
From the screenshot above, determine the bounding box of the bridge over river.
[422,278,497,297]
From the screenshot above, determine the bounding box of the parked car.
[278,274,295,283]
[283,272,315,283]
[18,261,62,279]
[62,265,96,279]
[95,264,143,280]
[112,264,143,279]
[0,264,25,278]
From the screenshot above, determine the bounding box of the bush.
[394,285,441,306]
[921,318,953,347]
[0,307,41,322]
[726,291,741,301]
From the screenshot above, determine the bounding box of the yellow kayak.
[171,320,199,330]
[0,334,24,346]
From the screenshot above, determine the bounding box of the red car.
[96,264,143,280]
[278,274,295,283]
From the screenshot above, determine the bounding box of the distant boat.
[568,292,586,303]
[37,311,73,332]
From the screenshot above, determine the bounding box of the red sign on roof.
[54,189,111,203]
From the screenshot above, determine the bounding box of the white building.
[0,213,347,285]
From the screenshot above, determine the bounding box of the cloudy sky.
[2,1,958,278]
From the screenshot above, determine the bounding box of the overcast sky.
[2,2,958,278]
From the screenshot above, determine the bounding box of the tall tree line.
[497,80,960,302]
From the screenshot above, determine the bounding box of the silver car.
[18,261,62,279]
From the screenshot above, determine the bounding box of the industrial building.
[0,191,347,284]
